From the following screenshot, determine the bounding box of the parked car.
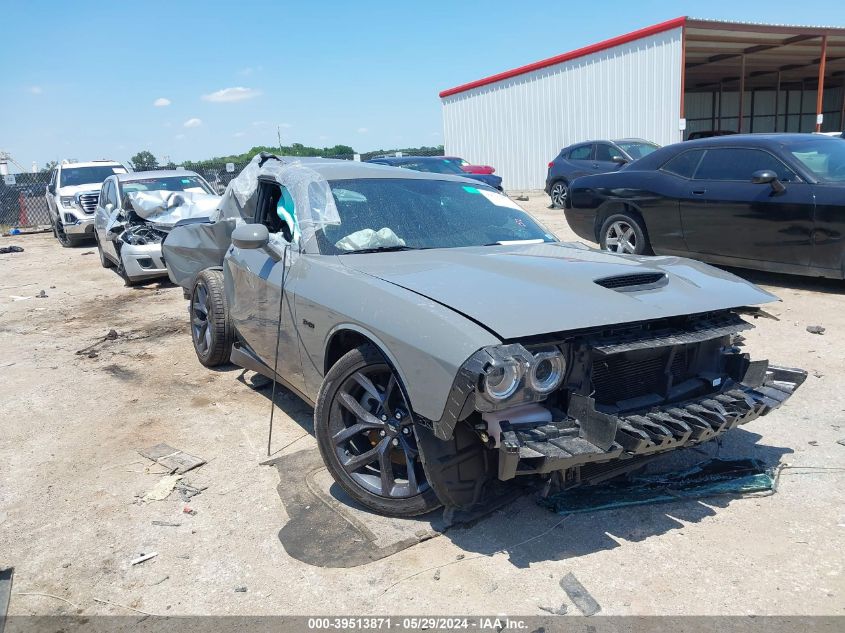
[46,160,129,246]
[442,156,496,175]
[367,155,503,191]
[565,134,845,279]
[93,170,218,285]
[161,153,805,517]
[545,139,659,208]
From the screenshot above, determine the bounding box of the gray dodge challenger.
[162,153,806,517]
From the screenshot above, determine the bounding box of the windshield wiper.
[482,239,548,246]
[343,245,423,254]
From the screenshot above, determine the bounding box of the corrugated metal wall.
[441,28,684,191]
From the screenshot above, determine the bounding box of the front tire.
[315,344,441,517]
[54,218,75,248]
[549,180,568,209]
[95,233,115,268]
[599,212,651,255]
[189,269,233,367]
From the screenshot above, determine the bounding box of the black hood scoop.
[594,272,668,291]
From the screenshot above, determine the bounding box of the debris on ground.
[36,289,47,299]
[456,554,465,560]
[142,474,182,502]
[139,443,206,475]
[9,295,31,301]
[539,604,568,615]
[150,576,169,586]
[540,458,775,515]
[75,329,123,357]
[175,480,207,501]
[0,245,24,254]
[151,520,181,527]
[433,570,441,581]
[837,438,845,447]
[130,552,158,566]
[234,586,247,593]
[81,251,95,256]
[514,195,529,201]
[559,572,601,616]
[182,506,197,516]
[105,329,119,340]
[806,325,826,335]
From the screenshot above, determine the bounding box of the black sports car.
[565,134,845,279]
[545,139,660,208]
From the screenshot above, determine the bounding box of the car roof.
[114,169,202,182]
[680,133,837,148]
[60,160,123,169]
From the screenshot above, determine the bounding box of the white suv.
[46,160,129,246]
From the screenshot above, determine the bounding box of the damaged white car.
[93,171,220,285]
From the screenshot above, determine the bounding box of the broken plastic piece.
[335,227,405,251]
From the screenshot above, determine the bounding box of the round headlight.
[528,351,565,394]
[483,361,522,400]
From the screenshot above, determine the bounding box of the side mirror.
[751,170,785,193]
[232,223,269,249]
[611,155,628,165]
[47,185,55,194]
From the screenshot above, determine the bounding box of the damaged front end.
[106,191,220,280]
[418,310,806,507]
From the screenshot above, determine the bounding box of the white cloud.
[28,86,43,95]
[183,118,202,128]
[153,97,171,107]
[233,131,246,138]
[175,133,186,140]
[357,127,369,134]
[201,87,262,103]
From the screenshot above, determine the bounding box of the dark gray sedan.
[163,154,805,517]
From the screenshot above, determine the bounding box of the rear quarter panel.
[567,170,687,251]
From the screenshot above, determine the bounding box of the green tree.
[40,160,58,173]
[130,150,159,171]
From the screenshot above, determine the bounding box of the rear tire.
[315,344,441,517]
[549,180,568,209]
[599,212,651,255]
[189,269,233,367]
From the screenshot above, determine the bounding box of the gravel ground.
[1,194,843,617]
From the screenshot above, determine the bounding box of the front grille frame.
[76,192,99,214]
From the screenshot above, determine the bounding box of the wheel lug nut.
[394,412,402,420]
[402,427,410,435]
[379,430,386,437]
[391,438,399,446]
[381,415,388,422]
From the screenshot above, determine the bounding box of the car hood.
[57,184,102,196]
[339,242,777,340]
[465,173,502,187]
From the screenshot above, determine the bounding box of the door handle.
[691,189,707,195]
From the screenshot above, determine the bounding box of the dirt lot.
[1,195,844,617]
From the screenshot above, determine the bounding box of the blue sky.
[2,0,844,169]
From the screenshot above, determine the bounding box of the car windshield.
[60,165,127,187]
[319,178,556,254]
[121,175,213,195]
[399,159,466,175]
[615,141,659,159]
[787,139,845,183]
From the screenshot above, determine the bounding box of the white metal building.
[440,17,845,190]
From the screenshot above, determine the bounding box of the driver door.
[226,179,305,393]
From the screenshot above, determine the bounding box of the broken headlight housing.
[474,344,566,412]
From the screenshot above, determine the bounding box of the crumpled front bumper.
[498,363,807,481]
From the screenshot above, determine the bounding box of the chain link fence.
[1,147,445,230]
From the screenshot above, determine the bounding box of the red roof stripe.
[439,16,688,98]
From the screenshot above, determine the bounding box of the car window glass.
[694,148,797,182]
[99,181,109,204]
[661,150,706,178]
[787,139,845,183]
[569,146,592,160]
[594,144,616,161]
[255,181,291,241]
[108,181,119,207]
